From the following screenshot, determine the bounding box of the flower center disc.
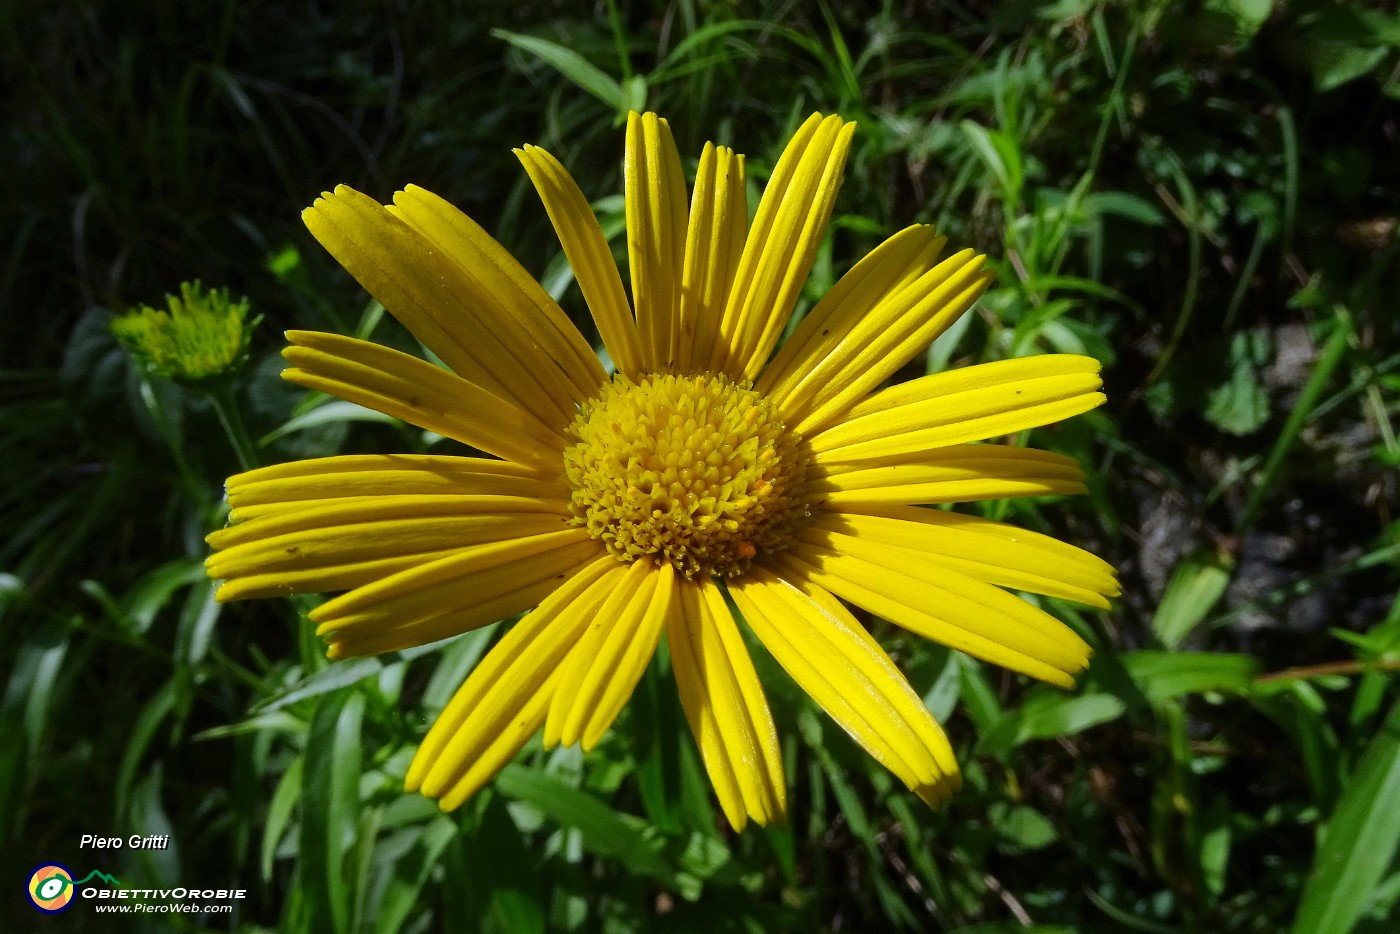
[563,372,809,579]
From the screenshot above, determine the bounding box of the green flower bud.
[112,281,258,384]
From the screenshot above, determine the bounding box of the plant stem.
[206,379,259,471]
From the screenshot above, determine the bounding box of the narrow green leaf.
[263,756,304,881]
[1152,552,1233,648]
[495,765,682,888]
[1084,190,1167,225]
[259,399,397,446]
[255,643,439,713]
[371,818,458,934]
[115,682,177,818]
[493,29,626,112]
[1241,314,1352,531]
[1293,698,1400,934]
[962,120,1021,202]
[301,690,364,934]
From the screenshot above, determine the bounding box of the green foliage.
[2,0,1398,932]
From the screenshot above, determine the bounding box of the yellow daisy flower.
[207,112,1117,829]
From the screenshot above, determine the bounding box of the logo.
[28,864,76,913]
[26,863,122,913]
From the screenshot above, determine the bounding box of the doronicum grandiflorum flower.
[206,112,1118,828]
[112,281,257,384]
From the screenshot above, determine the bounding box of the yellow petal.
[810,508,1119,608]
[809,355,1106,463]
[516,145,644,378]
[388,185,606,401]
[673,142,747,373]
[775,543,1091,688]
[729,567,960,808]
[409,556,621,810]
[771,248,994,435]
[625,113,690,371]
[207,496,572,602]
[281,330,564,466]
[669,576,785,830]
[810,446,1086,508]
[757,225,946,402]
[308,529,602,658]
[224,454,567,511]
[302,185,579,425]
[211,493,567,547]
[545,559,675,750]
[712,113,856,379]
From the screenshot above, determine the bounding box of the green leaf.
[1205,330,1271,435]
[259,399,397,446]
[371,818,458,934]
[263,755,304,881]
[301,690,364,934]
[1120,651,1260,703]
[1204,0,1273,41]
[115,682,177,818]
[989,802,1057,851]
[495,765,684,889]
[981,691,1126,756]
[1205,357,1269,434]
[254,642,440,713]
[1313,45,1390,92]
[493,29,628,113]
[463,797,546,934]
[1084,191,1167,226]
[961,120,1023,202]
[1015,693,1126,742]
[126,765,181,887]
[1293,698,1400,934]
[1152,553,1233,649]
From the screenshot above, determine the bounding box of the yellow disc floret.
[563,373,809,579]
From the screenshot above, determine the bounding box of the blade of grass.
[1240,311,1352,531]
[1292,698,1400,934]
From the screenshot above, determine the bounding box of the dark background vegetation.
[2,1,1398,931]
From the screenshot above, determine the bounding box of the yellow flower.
[206,112,1117,828]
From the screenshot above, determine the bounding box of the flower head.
[207,112,1117,827]
[113,281,256,384]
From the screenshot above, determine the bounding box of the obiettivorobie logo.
[27,863,123,913]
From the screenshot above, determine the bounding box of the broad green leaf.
[989,802,1057,851]
[1205,359,1268,435]
[1205,0,1273,41]
[1015,693,1126,743]
[1293,698,1400,934]
[1120,651,1259,703]
[981,691,1125,756]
